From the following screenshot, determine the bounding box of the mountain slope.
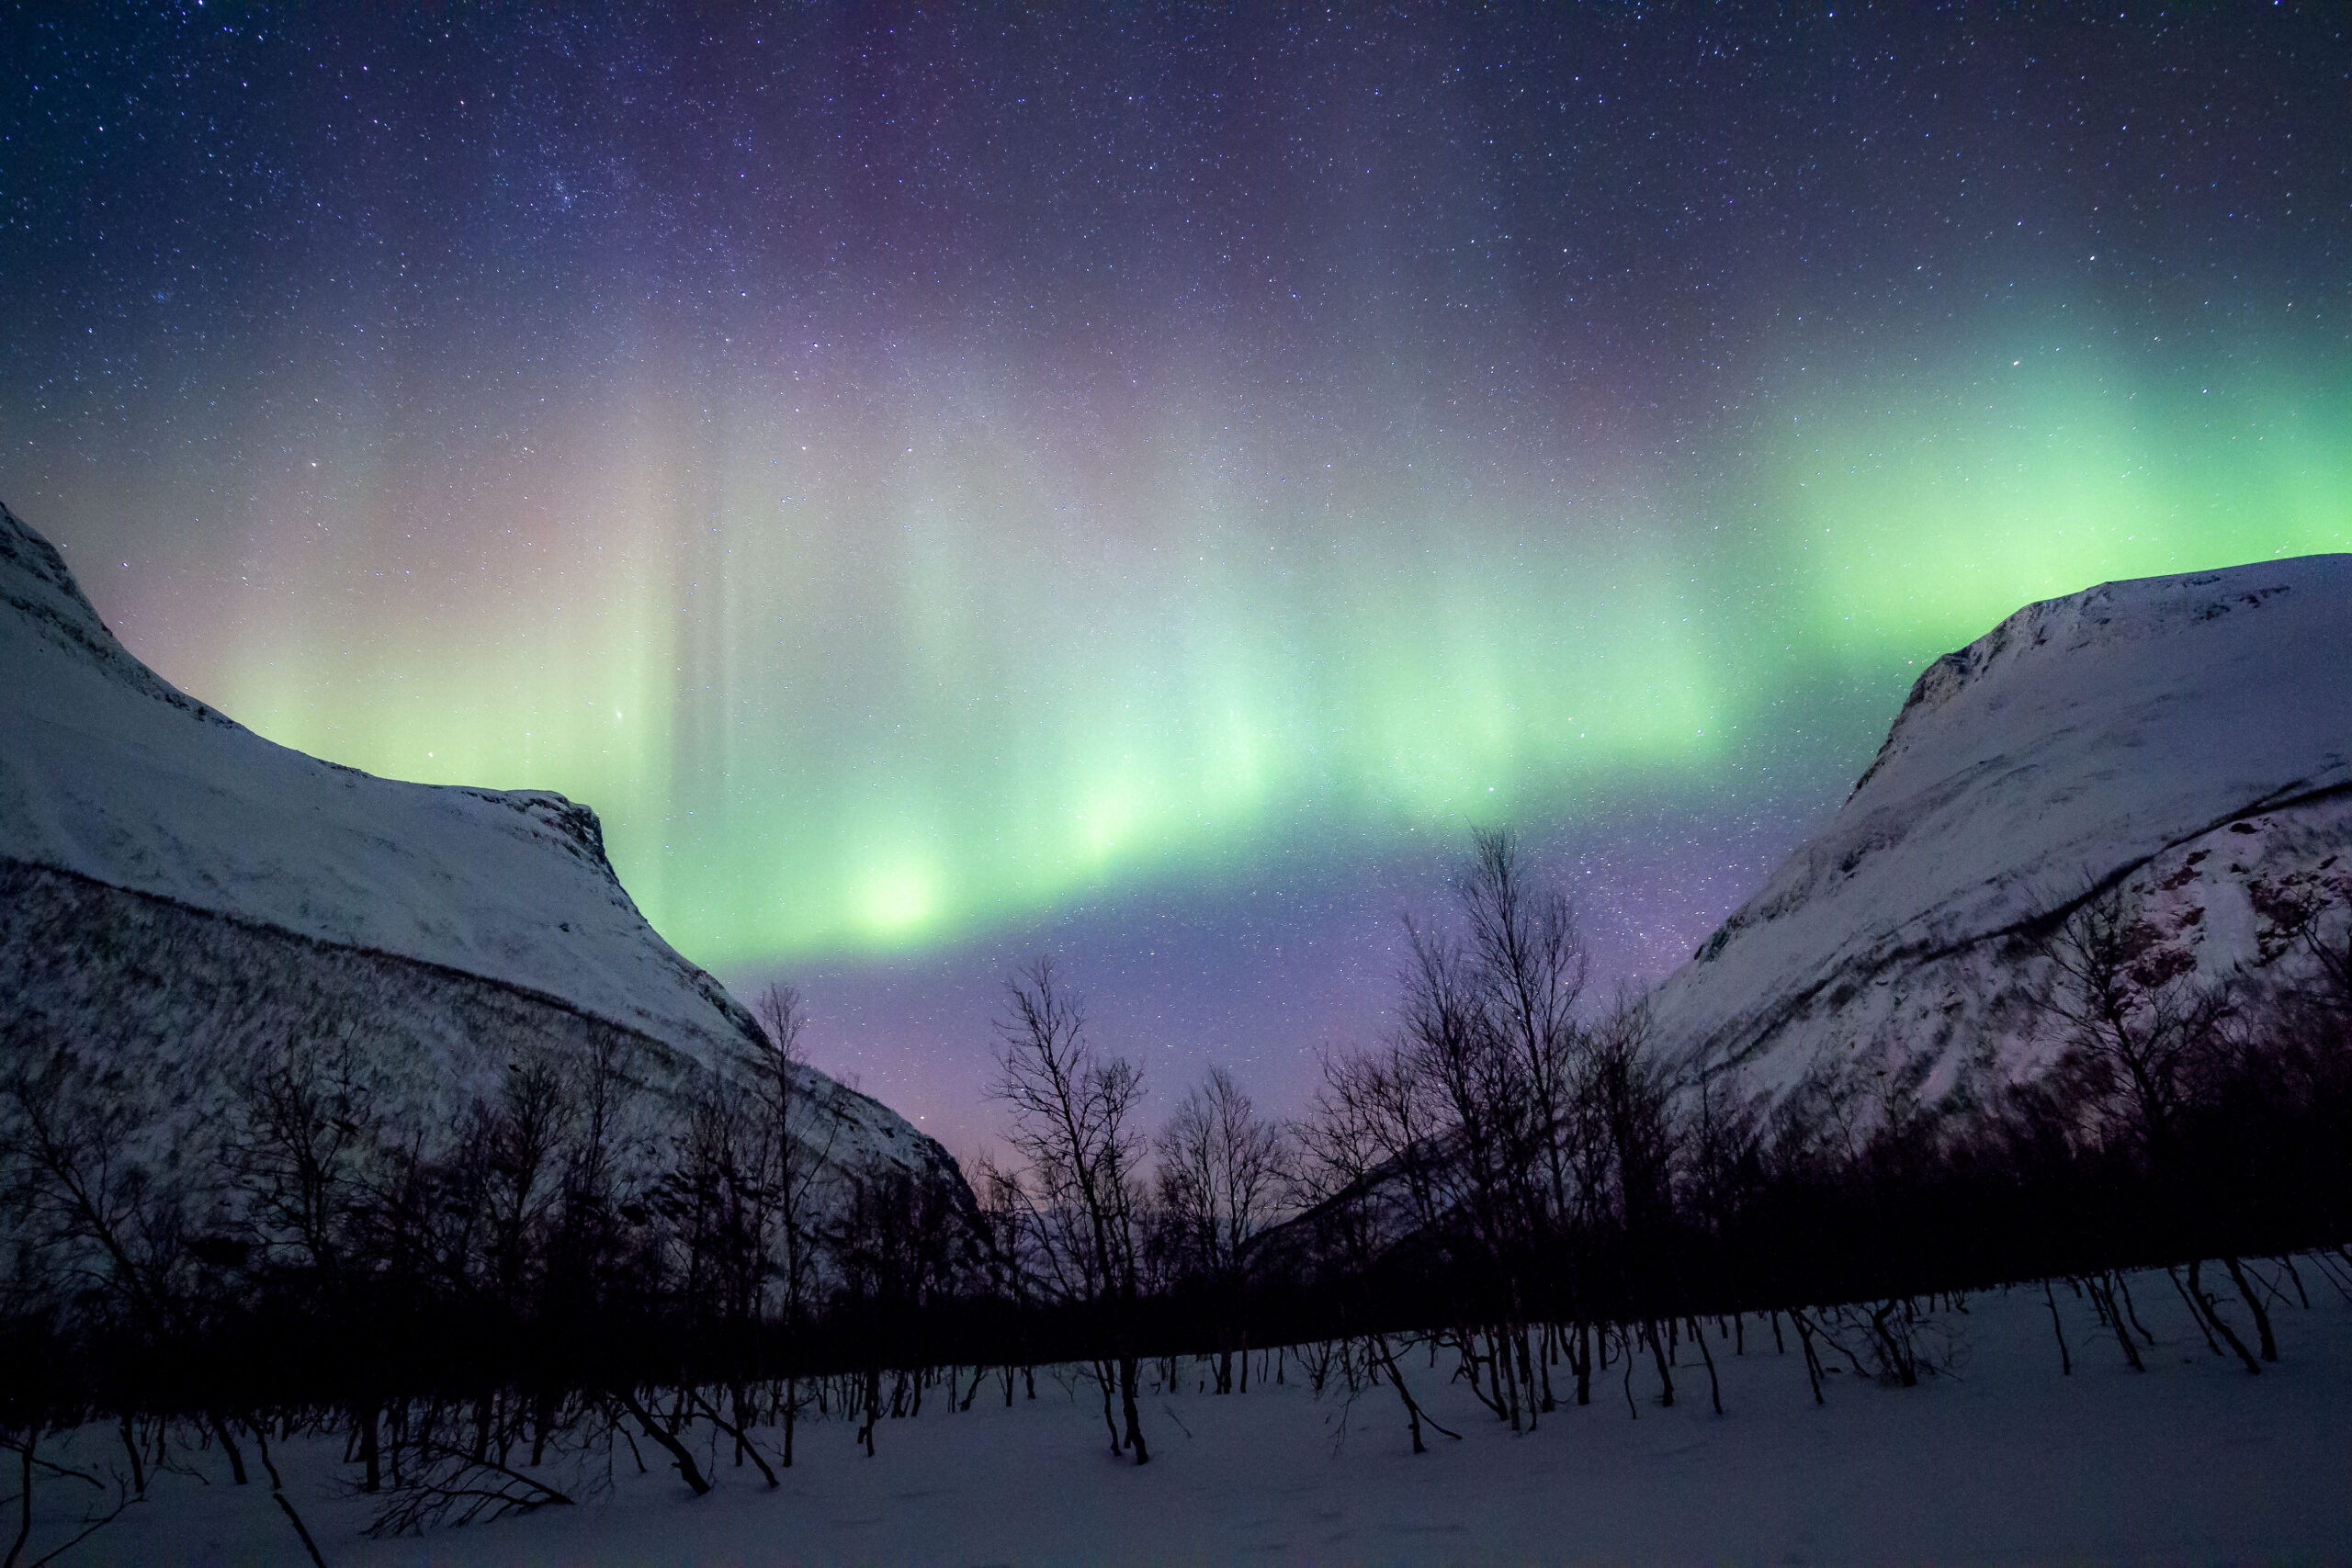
[1649,556,2352,1100]
[0,501,955,1190]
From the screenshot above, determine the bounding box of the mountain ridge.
[1653,554,2352,1101]
[0,500,959,1194]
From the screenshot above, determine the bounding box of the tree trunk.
[2167,1265,2226,1357]
[2093,1275,2145,1371]
[861,1366,882,1457]
[1119,1354,1149,1465]
[8,1435,33,1568]
[2041,1280,2073,1375]
[2115,1270,2158,1346]
[693,1391,778,1488]
[210,1411,249,1484]
[1690,1316,1723,1414]
[119,1412,147,1497]
[2222,1257,2279,1362]
[2277,1254,2312,1309]
[358,1404,381,1493]
[2188,1260,2263,1374]
[1095,1360,1122,1454]
[1371,1334,1458,1454]
[1500,1326,1524,1432]
[1792,1311,1826,1404]
[616,1390,712,1496]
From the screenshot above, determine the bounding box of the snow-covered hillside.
[1650,556,2352,1100]
[0,501,956,1190]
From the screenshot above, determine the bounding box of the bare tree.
[1457,829,1590,1413]
[484,1051,572,1316]
[2037,882,2270,1363]
[989,959,1150,1463]
[1459,829,1588,1239]
[1157,1066,1288,1392]
[2269,878,2351,1053]
[231,1028,386,1486]
[1295,1044,1460,1455]
[233,1028,372,1286]
[1394,914,1548,1428]
[1568,994,1679,1406]
[751,984,837,1467]
[2,1047,196,1363]
[667,1067,763,1358]
[2040,882,2232,1161]
[969,1153,1037,1405]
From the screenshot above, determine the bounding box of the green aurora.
[11,6,2349,1014]
[204,340,2348,964]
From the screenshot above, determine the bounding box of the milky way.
[6,8,2346,1149]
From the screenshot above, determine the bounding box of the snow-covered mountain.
[1650,556,2352,1102]
[0,501,959,1195]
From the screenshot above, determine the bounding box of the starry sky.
[6,6,2347,1155]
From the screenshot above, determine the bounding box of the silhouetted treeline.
[3,832,2347,1536]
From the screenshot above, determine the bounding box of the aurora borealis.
[6,7,2347,1146]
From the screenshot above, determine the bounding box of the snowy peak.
[1851,564,2319,802]
[0,500,228,725]
[1654,555,2352,1098]
[0,502,757,1069]
[0,503,961,1193]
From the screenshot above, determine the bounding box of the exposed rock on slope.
[1649,556,2352,1101]
[0,501,956,1193]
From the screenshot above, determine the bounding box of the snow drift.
[1650,555,2352,1100]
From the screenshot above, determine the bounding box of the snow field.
[27,1265,2352,1566]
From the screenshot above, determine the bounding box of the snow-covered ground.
[27,1266,2352,1565]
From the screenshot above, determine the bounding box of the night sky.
[6,7,2347,1156]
